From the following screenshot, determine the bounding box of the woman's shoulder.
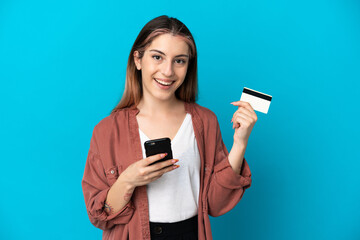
[188,102,217,119]
[93,107,134,132]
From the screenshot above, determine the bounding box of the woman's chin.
[155,93,175,102]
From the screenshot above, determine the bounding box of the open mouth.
[154,78,175,87]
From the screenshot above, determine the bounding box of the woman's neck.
[137,94,184,117]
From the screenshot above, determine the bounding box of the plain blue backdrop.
[1,0,359,239]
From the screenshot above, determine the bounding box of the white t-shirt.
[138,113,201,223]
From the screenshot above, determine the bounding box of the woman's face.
[134,33,190,102]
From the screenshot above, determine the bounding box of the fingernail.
[172,159,178,163]
[162,153,167,157]
[173,165,180,169]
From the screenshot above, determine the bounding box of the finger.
[232,107,255,122]
[146,158,179,173]
[231,104,258,124]
[143,153,168,166]
[232,111,253,128]
[232,110,256,128]
[231,101,255,113]
[234,103,256,118]
[146,164,180,180]
[233,115,252,129]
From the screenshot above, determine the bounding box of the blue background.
[1,0,359,239]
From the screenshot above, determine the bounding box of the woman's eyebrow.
[149,49,189,58]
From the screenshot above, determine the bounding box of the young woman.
[82,15,257,240]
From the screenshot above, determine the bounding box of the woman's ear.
[133,51,142,70]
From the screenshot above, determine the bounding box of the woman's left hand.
[230,101,258,146]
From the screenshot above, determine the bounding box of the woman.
[82,15,257,240]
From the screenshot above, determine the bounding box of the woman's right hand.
[104,154,178,215]
[118,153,179,188]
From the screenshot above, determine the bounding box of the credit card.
[240,87,272,114]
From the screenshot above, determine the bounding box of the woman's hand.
[104,154,179,215]
[230,101,258,147]
[118,153,179,189]
[227,101,257,174]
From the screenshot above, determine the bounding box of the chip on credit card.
[240,87,272,114]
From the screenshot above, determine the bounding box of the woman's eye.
[175,59,186,64]
[152,55,162,61]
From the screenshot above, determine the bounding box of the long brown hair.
[110,15,198,114]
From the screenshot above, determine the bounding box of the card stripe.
[243,88,272,101]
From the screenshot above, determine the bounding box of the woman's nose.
[161,60,174,77]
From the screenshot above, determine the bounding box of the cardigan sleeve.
[206,119,252,217]
[81,128,135,230]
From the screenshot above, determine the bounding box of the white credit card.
[240,87,272,114]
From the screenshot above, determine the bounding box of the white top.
[138,113,201,223]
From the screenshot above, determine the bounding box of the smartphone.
[144,137,173,165]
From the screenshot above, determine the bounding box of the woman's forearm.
[104,175,135,215]
[228,142,247,175]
